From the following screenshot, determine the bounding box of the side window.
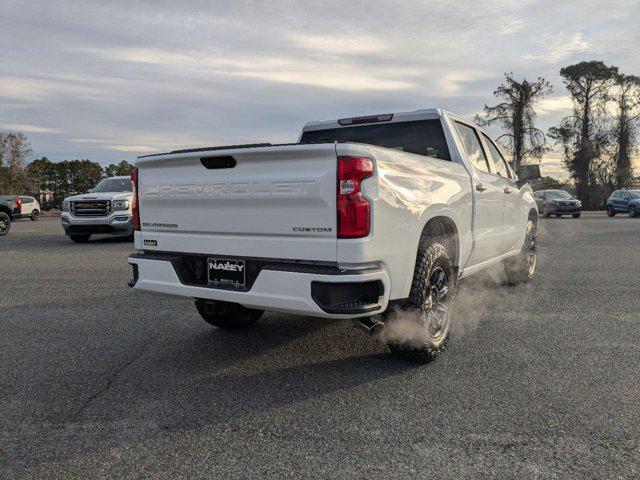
[454,122,490,173]
[482,134,511,178]
[611,191,620,199]
[20,196,32,204]
[621,191,629,200]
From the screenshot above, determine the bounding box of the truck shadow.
[99,313,414,430]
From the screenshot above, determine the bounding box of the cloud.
[536,95,574,115]
[500,19,525,36]
[0,123,63,134]
[288,33,390,56]
[434,70,498,96]
[523,33,591,64]
[74,46,415,92]
[107,145,157,153]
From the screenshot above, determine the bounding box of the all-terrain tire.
[384,240,455,364]
[69,234,91,243]
[504,218,537,284]
[195,298,263,329]
[606,206,616,217]
[30,210,39,221]
[0,212,10,236]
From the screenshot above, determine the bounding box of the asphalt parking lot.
[1,215,639,478]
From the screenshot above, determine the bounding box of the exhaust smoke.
[372,264,509,348]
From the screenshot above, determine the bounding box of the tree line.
[0,133,133,210]
[477,60,640,209]
[2,59,639,210]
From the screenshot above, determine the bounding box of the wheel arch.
[0,205,12,220]
[418,215,460,267]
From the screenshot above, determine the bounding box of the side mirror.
[516,164,541,186]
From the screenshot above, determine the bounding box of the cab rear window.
[300,119,451,161]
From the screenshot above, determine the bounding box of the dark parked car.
[533,190,582,218]
[606,189,640,217]
[0,195,21,236]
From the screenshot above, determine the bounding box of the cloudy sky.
[1,0,639,177]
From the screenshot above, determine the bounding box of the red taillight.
[131,167,140,231]
[337,156,373,238]
[14,198,22,213]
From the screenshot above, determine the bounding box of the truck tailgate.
[135,144,338,261]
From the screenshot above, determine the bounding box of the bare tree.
[610,74,640,188]
[475,73,552,172]
[0,132,33,194]
[549,61,618,207]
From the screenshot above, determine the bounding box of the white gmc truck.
[128,109,540,362]
[61,176,134,243]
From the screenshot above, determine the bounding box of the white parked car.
[17,196,41,221]
[61,176,134,243]
[0,196,40,235]
[127,109,540,362]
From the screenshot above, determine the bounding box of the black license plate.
[208,258,246,287]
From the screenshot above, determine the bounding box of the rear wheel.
[0,212,10,236]
[69,234,90,243]
[504,218,537,284]
[30,210,39,221]
[195,298,263,329]
[606,206,616,217]
[629,206,637,218]
[572,213,581,218]
[382,241,455,363]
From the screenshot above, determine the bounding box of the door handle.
[503,187,512,194]
[476,183,487,192]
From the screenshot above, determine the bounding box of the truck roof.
[301,108,452,133]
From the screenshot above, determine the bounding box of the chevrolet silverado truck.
[127,109,540,362]
[61,176,134,243]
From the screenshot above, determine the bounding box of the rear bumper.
[127,253,390,319]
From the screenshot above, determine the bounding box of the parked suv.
[534,190,582,218]
[606,189,640,217]
[17,196,41,221]
[61,176,134,242]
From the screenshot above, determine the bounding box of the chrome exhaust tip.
[353,317,385,336]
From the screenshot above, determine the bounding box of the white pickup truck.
[128,109,540,362]
[61,176,134,243]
